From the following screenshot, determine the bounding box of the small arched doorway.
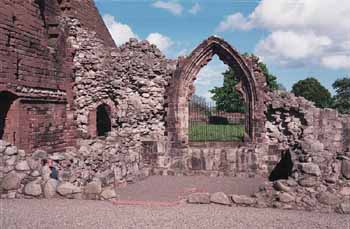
[96,104,111,136]
[0,91,18,143]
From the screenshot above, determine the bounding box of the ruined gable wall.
[66,17,173,176]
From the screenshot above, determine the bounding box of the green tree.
[277,83,287,92]
[210,67,245,113]
[242,53,279,91]
[333,77,350,114]
[291,77,333,108]
[258,61,279,90]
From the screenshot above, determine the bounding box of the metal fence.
[189,96,245,142]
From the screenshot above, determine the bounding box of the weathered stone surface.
[339,187,350,196]
[273,180,291,192]
[44,179,59,198]
[57,182,81,196]
[49,153,65,161]
[187,193,210,204]
[231,195,256,205]
[24,181,42,196]
[32,150,48,160]
[341,160,350,179]
[15,161,30,171]
[1,172,23,190]
[31,170,41,177]
[5,146,18,156]
[300,163,321,176]
[338,201,350,214]
[317,192,340,206]
[210,192,231,205]
[0,140,8,153]
[85,181,102,194]
[100,188,117,200]
[278,193,295,203]
[298,177,318,187]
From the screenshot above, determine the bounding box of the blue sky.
[95,0,350,100]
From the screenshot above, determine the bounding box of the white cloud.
[216,13,253,32]
[217,0,350,69]
[152,1,183,15]
[189,3,201,15]
[146,33,174,53]
[321,55,350,69]
[103,14,138,46]
[256,31,332,66]
[103,14,174,54]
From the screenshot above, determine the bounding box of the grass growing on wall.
[189,123,245,142]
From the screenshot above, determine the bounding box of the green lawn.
[189,122,245,142]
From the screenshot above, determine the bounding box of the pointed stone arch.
[168,36,268,145]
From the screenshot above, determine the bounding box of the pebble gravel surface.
[1,199,349,229]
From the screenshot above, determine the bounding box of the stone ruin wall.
[0,0,349,214]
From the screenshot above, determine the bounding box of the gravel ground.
[1,199,349,229]
[117,176,266,201]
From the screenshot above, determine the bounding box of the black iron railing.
[189,96,245,142]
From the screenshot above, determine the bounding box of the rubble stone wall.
[0,139,143,200]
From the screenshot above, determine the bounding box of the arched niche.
[168,36,266,145]
[88,99,117,138]
[96,104,111,136]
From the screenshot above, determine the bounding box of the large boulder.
[100,188,117,200]
[187,193,210,204]
[341,160,350,179]
[317,192,340,206]
[210,192,231,205]
[298,176,318,187]
[24,181,42,196]
[5,146,18,156]
[278,193,295,203]
[273,180,291,192]
[57,182,81,196]
[15,161,30,171]
[85,181,102,194]
[339,187,350,196]
[44,179,59,198]
[299,163,321,176]
[1,172,23,190]
[0,140,8,153]
[231,195,256,206]
[338,201,350,214]
[32,150,48,160]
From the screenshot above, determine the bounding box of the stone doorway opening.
[96,104,111,137]
[188,56,246,143]
[0,91,18,143]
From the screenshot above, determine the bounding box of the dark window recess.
[96,104,111,136]
[268,150,294,181]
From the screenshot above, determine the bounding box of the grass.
[189,122,245,142]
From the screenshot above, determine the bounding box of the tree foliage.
[291,77,333,108]
[242,53,279,91]
[258,61,279,90]
[332,77,350,114]
[210,67,245,113]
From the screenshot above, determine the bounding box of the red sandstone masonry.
[0,0,114,153]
